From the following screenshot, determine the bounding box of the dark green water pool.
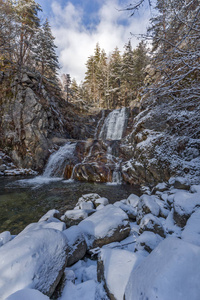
[0,176,140,235]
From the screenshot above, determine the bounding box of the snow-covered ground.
[0,177,200,300]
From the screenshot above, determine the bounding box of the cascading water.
[43,142,76,178]
[99,107,127,140]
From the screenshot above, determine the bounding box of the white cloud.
[51,0,150,83]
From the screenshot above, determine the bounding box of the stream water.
[0,176,140,235]
[0,107,136,235]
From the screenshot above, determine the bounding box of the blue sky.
[36,0,151,83]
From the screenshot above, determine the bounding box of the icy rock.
[0,228,68,299]
[139,214,165,237]
[63,226,87,266]
[76,193,101,208]
[79,201,94,210]
[114,201,137,221]
[78,205,130,249]
[5,289,49,300]
[61,209,95,227]
[125,237,200,300]
[173,190,200,227]
[135,231,163,253]
[38,209,60,222]
[153,182,168,193]
[182,209,200,247]
[169,176,190,190]
[97,248,145,300]
[0,231,12,247]
[137,194,160,224]
[94,197,109,207]
[126,194,140,208]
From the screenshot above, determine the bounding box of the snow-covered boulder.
[5,289,49,300]
[173,190,200,227]
[78,205,130,249]
[170,176,190,190]
[135,231,163,253]
[0,228,68,299]
[126,194,140,208]
[38,209,60,222]
[19,218,66,234]
[61,209,95,227]
[181,209,200,246]
[75,193,101,209]
[139,214,165,237]
[63,226,87,266]
[124,237,200,300]
[97,249,145,300]
[94,197,109,207]
[137,194,160,224]
[114,201,137,220]
[0,231,12,247]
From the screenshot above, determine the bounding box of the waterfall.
[43,142,76,178]
[99,107,127,140]
[94,110,105,139]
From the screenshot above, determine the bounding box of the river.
[0,176,140,235]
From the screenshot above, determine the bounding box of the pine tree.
[96,49,108,108]
[107,47,122,108]
[121,41,135,105]
[132,41,149,95]
[34,19,59,81]
[14,0,42,70]
[148,0,200,101]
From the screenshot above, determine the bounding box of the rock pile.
[0,177,200,299]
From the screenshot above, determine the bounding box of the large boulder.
[61,209,95,227]
[181,208,200,246]
[0,228,68,299]
[173,190,200,227]
[124,237,200,300]
[78,205,130,249]
[139,214,165,237]
[97,249,145,300]
[137,194,160,224]
[63,226,87,266]
[135,231,163,253]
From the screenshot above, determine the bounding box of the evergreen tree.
[34,19,59,82]
[96,49,108,108]
[121,41,135,105]
[132,41,149,95]
[14,0,41,70]
[107,47,122,108]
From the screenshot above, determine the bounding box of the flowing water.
[99,107,127,140]
[0,177,140,235]
[0,107,134,234]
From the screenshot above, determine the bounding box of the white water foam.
[99,107,127,140]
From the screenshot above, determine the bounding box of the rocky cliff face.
[0,70,97,172]
[121,93,200,185]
